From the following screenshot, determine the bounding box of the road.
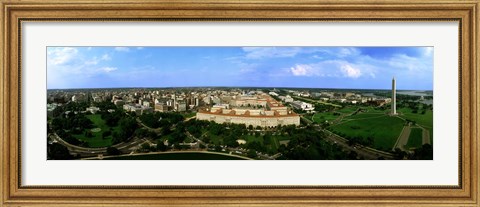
[186,130,278,160]
[50,133,150,157]
[321,129,394,160]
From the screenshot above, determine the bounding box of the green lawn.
[243,134,263,143]
[73,114,122,148]
[398,107,433,143]
[275,135,291,141]
[312,112,340,124]
[205,133,222,145]
[344,112,386,121]
[182,112,196,118]
[241,134,283,152]
[312,106,359,124]
[405,128,423,149]
[271,136,280,150]
[329,115,405,151]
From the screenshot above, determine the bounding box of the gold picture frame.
[1,0,478,206]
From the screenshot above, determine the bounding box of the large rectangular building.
[196,94,300,128]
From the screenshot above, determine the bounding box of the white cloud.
[114,47,130,52]
[101,54,111,61]
[340,64,362,78]
[287,61,367,79]
[101,67,118,73]
[422,47,433,57]
[84,59,99,65]
[312,55,324,59]
[387,54,431,71]
[337,47,360,57]
[136,47,144,50]
[48,47,119,85]
[83,54,111,65]
[47,47,78,65]
[290,64,314,76]
[242,47,301,59]
[241,47,363,60]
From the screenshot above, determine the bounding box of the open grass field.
[73,114,122,148]
[329,114,405,151]
[104,152,248,160]
[271,136,280,150]
[312,106,386,124]
[312,106,361,124]
[343,112,385,121]
[321,104,432,151]
[405,128,423,149]
[312,112,340,123]
[243,134,263,143]
[182,112,196,118]
[241,134,285,152]
[398,107,433,143]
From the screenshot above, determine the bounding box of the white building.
[123,104,153,115]
[269,92,279,96]
[290,101,314,111]
[86,106,100,114]
[71,94,85,102]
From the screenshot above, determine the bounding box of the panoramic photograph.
[47,46,433,160]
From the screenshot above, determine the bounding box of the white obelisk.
[392,77,397,115]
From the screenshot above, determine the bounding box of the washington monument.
[391,77,397,115]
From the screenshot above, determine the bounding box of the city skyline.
[47,46,433,90]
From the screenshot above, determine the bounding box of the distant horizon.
[46,86,433,91]
[47,46,434,90]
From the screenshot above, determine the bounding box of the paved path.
[421,127,431,145]
[392,126,411,151]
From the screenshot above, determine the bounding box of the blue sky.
[47,46,433,90]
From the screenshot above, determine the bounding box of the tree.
[393,148,407,160]
[118,117,138,141]
[224,135,239,147]
[412,144,433,160]
[112,131,122,144]
[140,143,151,152]
[102,130,111,139]
[263,134,271,146]
[247,149,257,158]
[47,143,73,160]
[106,147,121,156]
[84,131,94,138]
[347,151,358,159]
[156,140,167,151]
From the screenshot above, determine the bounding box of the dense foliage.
[47,143,73,160]
[139,112,184,129]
